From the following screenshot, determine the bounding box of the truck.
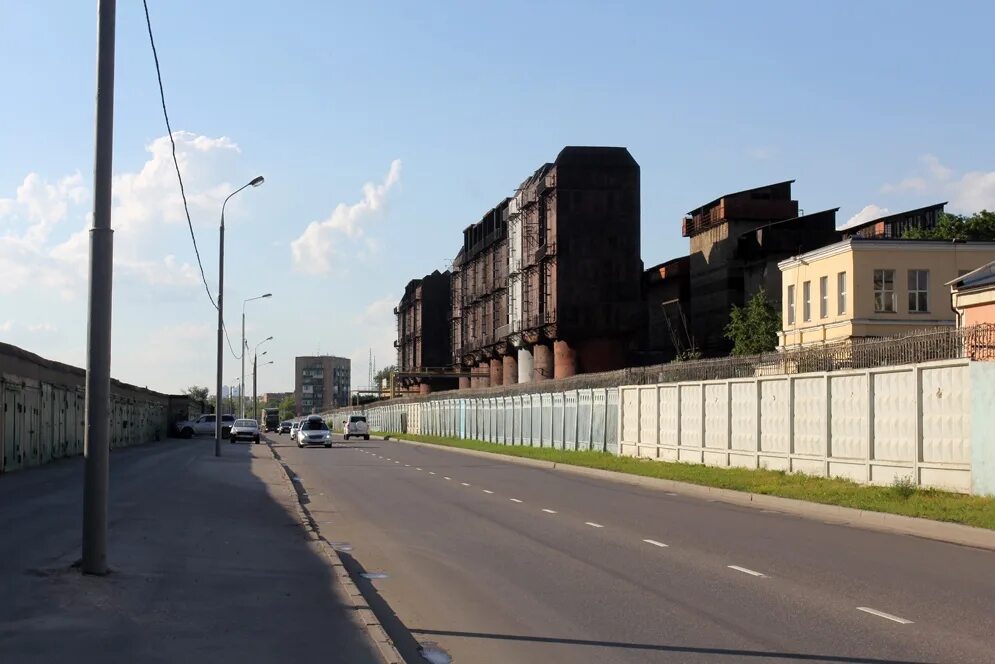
[261,408,280,433]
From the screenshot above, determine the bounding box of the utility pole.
[252,353,257,421]
[81,0,116,577]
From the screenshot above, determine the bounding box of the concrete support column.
[418,383,432,395]
[489,358,503,387]
[532,343,553,381]
[477,361,491,388]
[554,340,577,379]
[502,354,518,385]
[517,347,534,383]
[458,376,471,390]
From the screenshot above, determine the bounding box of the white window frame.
[786,284,795,325]
[837,271,847,315]
[908,269,929,313]
[802,280,812,322]
[819,276,828,319]
[874,269,896,313]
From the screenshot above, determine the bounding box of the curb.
[382,436,995,552]
[262,444,403,664]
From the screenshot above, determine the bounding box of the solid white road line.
[643,539,669,548]
[585,522,605,528]
[482,489,494,494]
[728,565,765,577]
[542,508,558,514]
[509,498,522,503]
[856,607,914,624]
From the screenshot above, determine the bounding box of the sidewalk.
[0,438,383,664]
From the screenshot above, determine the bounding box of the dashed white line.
[585,522,604,528]
[444,476,452,480]
[643,539,669,548]
[415,467,423,471]
[461,482,471,486]
[856,607,913,624]
[394,461,400,464]
[429,471,436,475]
[509,498,522,503]
[728,565,765,577]
[482,489,494,494]
[665,492,678,496]
[404,464,410,467]
[541,508,558,514]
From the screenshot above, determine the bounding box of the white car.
[342,414,370,441]
[297,415,332,448]
[176,414,235,439]
[290,421,301,440]
[229,418,261,444]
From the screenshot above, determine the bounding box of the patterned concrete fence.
[1,343,173,474]
[355,388,620,453]
[619,359,995,495]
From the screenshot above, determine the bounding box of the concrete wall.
[349,387,619,454]
[619,358,989,494]
[1,343,171,474]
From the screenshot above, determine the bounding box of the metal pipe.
[81,0,117,577]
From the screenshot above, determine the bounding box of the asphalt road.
[269,432,995,664]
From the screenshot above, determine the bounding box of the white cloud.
[880,154,995,214]
[0,320,12,333]
[0,132,244,300]
[347,295,399,388]
[841,204,890,229]
[290,160,401,275]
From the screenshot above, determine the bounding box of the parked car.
[278,421,292,434]
[230,418,261,444]
[342,414,370,441]
[297,415,332,448]
[175,414,236,439]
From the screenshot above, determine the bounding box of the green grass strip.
[376,431,995,530]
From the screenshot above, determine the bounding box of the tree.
[903,210,995,241]
[184,385,210,402]
[374,365,397,385]
[724,289,780,356]
[278,395,296,421]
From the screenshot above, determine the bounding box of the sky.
[2,1,995,395]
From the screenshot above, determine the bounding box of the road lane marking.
[482,489,494,494]
[404,464,410,467]
[856,607,913,624]
[429,471,436,475]
[643,539,669,548]
[728,565,765,577]
[585,522,604,528]
[394,461,400,464]
[444,476,452,480]
[665,492,678,496]
[461,482,471,486]
[509,498,522,503]
[416,467,422,471]
[542,508,557,514]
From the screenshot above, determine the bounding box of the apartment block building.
[294,355,350,414]
[778,239,995,348]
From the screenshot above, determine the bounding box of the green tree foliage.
[902,211,995,241]
[724,289,781,356]
[278,395,296,420]
[184,385,210,401]
[374,365,397,385]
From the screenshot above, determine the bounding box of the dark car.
[278,420,292,434]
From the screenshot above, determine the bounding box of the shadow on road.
[408,628,939,664]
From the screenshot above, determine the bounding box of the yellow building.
[778,239,995,348]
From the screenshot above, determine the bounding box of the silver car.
[297,416,332,448]
[229,418,261,444]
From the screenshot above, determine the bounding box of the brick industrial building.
[394,270,456,393]
[450,146,642,387]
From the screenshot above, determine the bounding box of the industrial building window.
[837,272,847,314]
[803,281,811,322]
[874,269,896,312]
[908,270,929,312]
[819,276,828,319]
[786,285,795,325]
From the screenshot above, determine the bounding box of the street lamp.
[241,294,272,418]
[252,336,273,420]
[215,175,264,457]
